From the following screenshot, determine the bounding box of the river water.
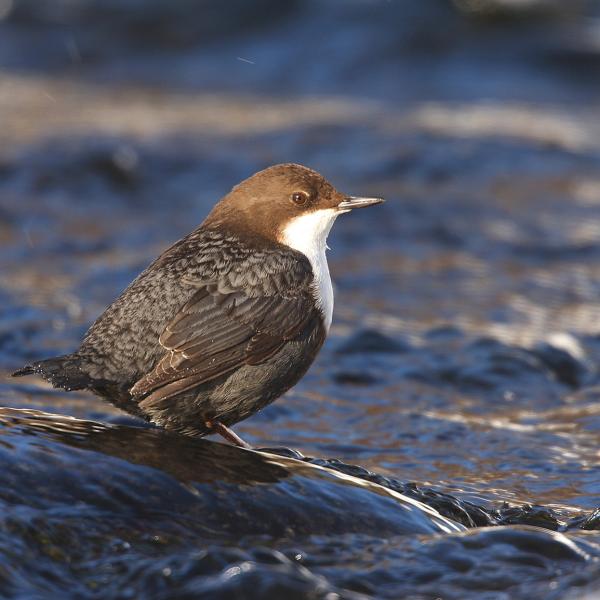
[2,1,600,598]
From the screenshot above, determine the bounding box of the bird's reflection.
[0,407,290,485]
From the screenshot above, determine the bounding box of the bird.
[12,163,384,447]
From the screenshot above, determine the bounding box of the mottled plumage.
[13,163,383,444]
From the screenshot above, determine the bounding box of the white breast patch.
[279,208,339,331]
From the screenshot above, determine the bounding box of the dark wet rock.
[331,371,380,386]
[111,546,364,600]
[335,329,410,355]
[494,503,565,530]
[459,526,588,562]
[405,335,567,402]
[0,408,469,598]
[30,145,139,192]
[266,527,597,600]
[567,508,600,531]
[475,347,553,380]
[305,458,492,528]
[400,483,494,529]
[0,408,462,532]
[1,409,598,599]
[2,406,600,598]
[83,144,140,189]
[388,526,593,598]
[303,457,600,536]
[530,342,588,388]
[8,140,162,201]
[423,325,466,342]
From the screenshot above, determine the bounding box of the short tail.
[11,354,91,392]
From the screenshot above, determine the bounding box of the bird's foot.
[205,420,252,449]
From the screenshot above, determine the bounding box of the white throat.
[279,208,338,331]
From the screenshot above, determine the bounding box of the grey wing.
[129,250,320,405]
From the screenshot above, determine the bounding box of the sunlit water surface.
[3,2,600,598]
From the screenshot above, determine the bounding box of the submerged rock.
[0,408,464,598]
[1,408,598,598]
[335,329,410,355]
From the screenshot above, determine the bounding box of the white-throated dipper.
[13,164,383,447]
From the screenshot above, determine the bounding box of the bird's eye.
[291,192,309,206]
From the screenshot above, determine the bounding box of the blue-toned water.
[2,1,600,597]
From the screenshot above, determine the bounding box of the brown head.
[203,163,383,247]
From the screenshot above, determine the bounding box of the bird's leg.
[205,420,252,449]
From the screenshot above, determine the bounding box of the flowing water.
[2,1,600,598]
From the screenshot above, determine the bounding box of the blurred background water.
[3,1,600,598]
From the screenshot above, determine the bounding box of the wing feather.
[130,237,321,404]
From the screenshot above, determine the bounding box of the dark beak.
[337,196,385,212]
